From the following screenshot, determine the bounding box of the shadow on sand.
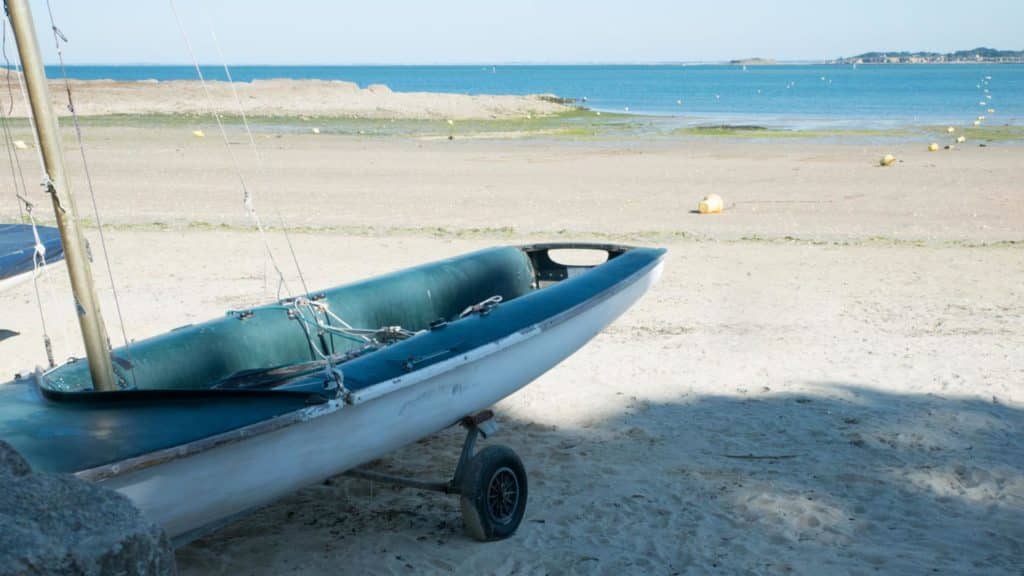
[177,384,1022,575]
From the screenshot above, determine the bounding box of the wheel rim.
[486,466,520,525]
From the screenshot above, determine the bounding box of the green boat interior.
[41,244,630,395]
[1,242,661,475]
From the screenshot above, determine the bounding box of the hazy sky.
[19,0,1024,65]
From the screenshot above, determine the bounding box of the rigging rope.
[13,194,55,366]
[168,0,293,300]
[44,0,136,385]
[281,297,418,345]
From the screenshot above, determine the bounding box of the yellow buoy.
[192,130,205,138]
[698,193,724,214]
[880,154,896,167]
[928,143,939,152]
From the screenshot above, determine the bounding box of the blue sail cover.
[0,223,64,282]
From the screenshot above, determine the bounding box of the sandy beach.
[7,79,571,120]
[1,93,1022,574]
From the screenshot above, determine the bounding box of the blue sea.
[51,64,1023,128]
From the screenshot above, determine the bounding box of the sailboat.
[0,0,665,545]
[0,222,62,292]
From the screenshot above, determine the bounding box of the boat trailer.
[344,410,528,541]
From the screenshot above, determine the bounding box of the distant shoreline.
[5,65,1018,127]
[0,78,574,121]
[831,60,1024,65]
[25,60,1024,69]
[829,47,1024,65]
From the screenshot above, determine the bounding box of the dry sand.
[7,78,571,120]
[0,119,1021,574]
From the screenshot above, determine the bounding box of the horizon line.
[37,57,1024,68]
[39,60,1022,67]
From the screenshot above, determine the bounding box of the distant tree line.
[832,47,1024,64]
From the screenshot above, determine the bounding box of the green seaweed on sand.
[66,109,647,140]
[955,125,1024,142]
[56,113,1023,143]
[673,125,909,139]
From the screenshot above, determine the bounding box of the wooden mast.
[6,0,117,391]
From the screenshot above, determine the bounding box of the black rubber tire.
[459,445,528,541]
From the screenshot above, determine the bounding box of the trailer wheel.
[459,445,527,541]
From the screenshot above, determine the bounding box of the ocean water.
[51,64,1023,128]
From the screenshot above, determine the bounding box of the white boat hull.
[94,260,664,543]
[0,260,64,294]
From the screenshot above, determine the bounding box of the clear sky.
[20,0,1024,65]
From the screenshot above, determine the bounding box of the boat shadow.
[176,383,1023,575]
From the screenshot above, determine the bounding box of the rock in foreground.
[0,441,176,576]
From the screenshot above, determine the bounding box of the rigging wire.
[167,0,293,299]
[1,20,23,223]
[202,6,314,299]
[8,47,46,189]
[168,2,356,384]
[0,109,24,223]
[12,194,55,367]
[199,12,401,369]
[169,3,416,385]
[7,14,75,359]
[0,14,66,365]
[204,11,259,153]
[278,212,311,297]
[43,0,136,385]
[205,13,266,296]
[199,12,388,360]
[0,83,50,364]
